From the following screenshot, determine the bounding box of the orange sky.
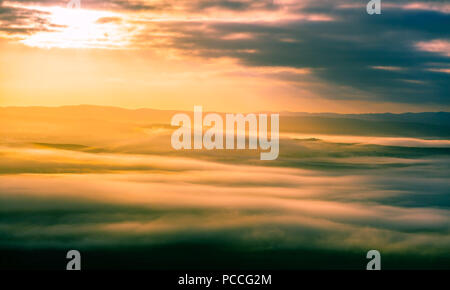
[0,0,448,113]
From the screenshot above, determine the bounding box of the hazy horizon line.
[1,104,449,116]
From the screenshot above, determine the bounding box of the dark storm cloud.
[194,0,279,11]
[106,0,172,11]
[0,2,52,34]
[155,1,450,105]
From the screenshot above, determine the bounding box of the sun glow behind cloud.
[18,6,131,49]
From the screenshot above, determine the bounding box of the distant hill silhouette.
[1,105,449,137]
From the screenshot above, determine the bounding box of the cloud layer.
[0,106,449,269]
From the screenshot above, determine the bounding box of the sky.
[0,0,449,113]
